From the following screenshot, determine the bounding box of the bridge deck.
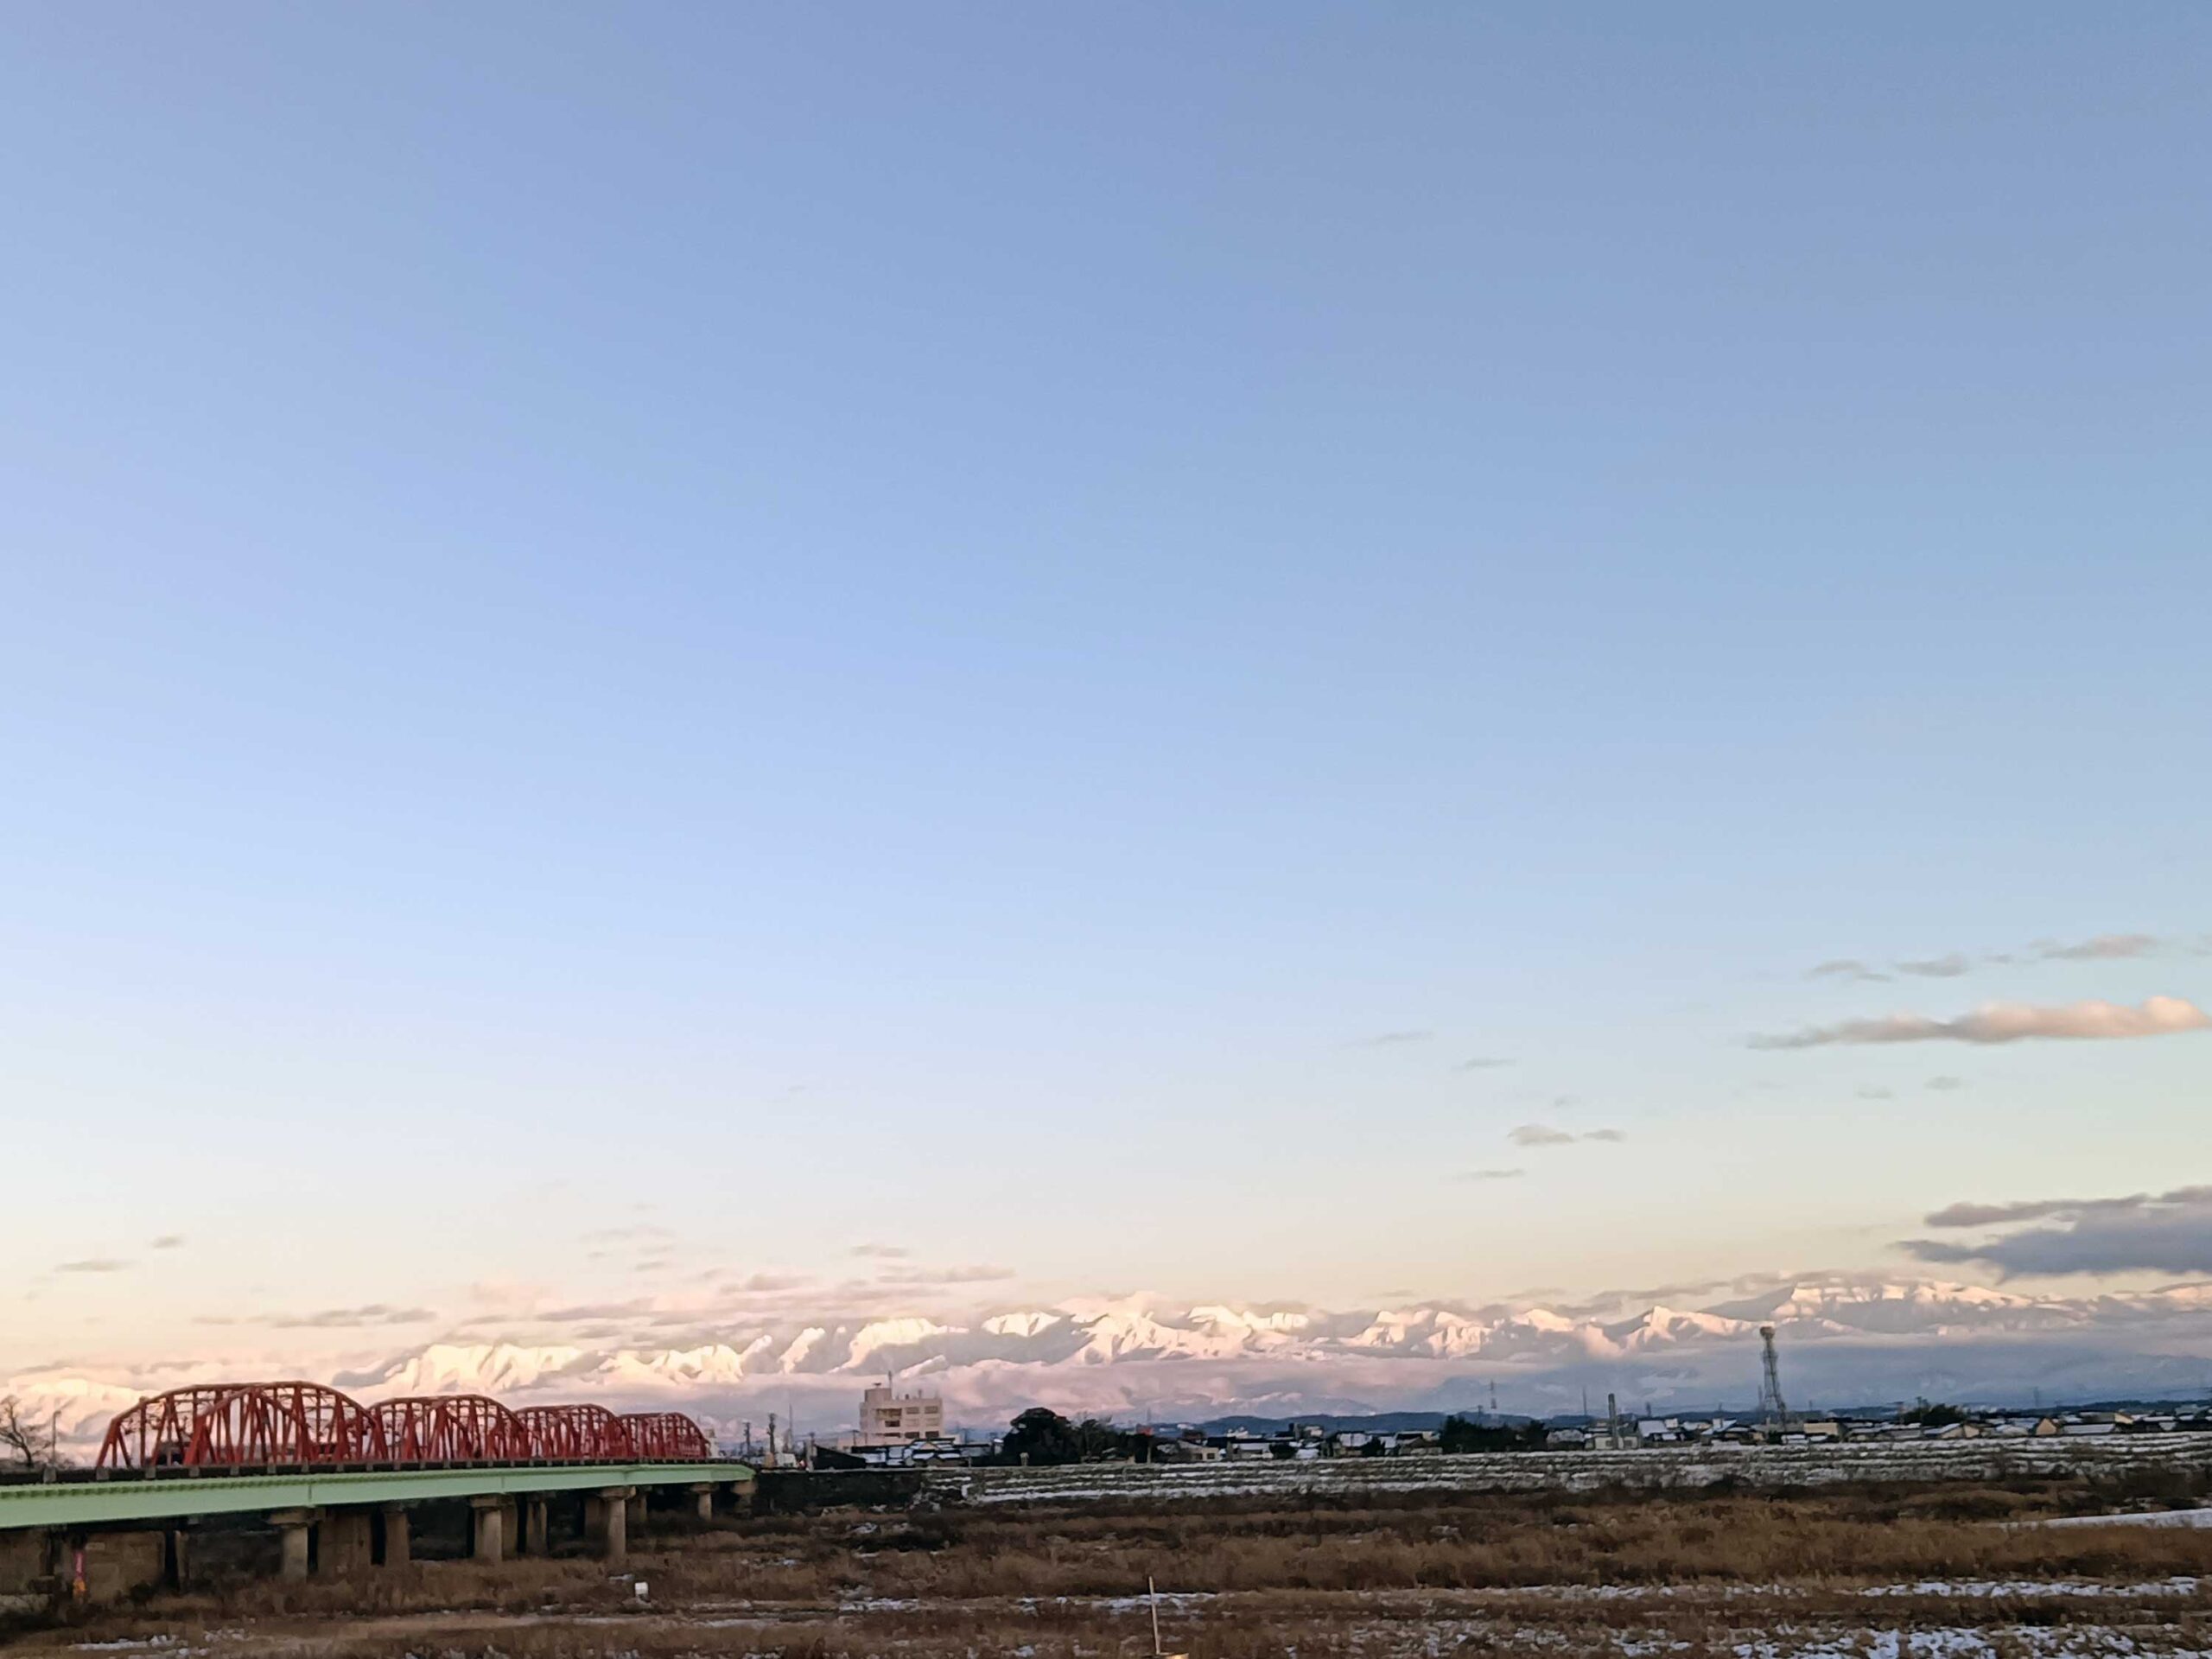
[0,1463,755,1530]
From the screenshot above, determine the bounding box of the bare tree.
[0,1394,66,1470]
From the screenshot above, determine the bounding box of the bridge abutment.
[0,1527,55,1611]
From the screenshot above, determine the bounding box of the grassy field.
[8,1466,2211,1659]
[925,1434,2212,1506]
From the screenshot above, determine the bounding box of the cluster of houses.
[1112,1410,2212,1460]
[802,1384,2212,1468]
[1551,1408,2212,1450]
[1144,1423,1444,1461]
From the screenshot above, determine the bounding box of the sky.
[2,4,2209,1378]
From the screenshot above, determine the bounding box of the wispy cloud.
[1926,1075,1968,1091]
[2035,934,2163,962]
[874,1263,1017,1286]
[1896,953,1972,978]
[1454,1056,1514,1071]
[1508,1124,1575,1147]
[1804,932,2178,983]
[1921,1186,2212,1230]
[1807,959,1887,982]
[710,1271,811,1293]
[1507,1124,1625,1147]
[148,1235,186,1250]
[1752,996,2210,1049]
[197,1304,435,1329]
[531,1298,660,1323]
[1455,1167,1525,1182]
[54,1258,131,1274]
[850,1243,910,1260]
[1902,1185,2212,1276]
[1351,1030,1433,1048]
[265,1304,437,1329]
[464,1279,549,1310]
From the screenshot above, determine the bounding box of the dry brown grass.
[607,1484,2212,1604]
[25,1598,2212,1659]
[15,1478,2211,1658]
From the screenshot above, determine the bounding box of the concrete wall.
[0,1528,52,1601]
[80,1532,168,1604]
[0,1531,168,1607]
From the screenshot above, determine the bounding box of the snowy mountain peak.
[983,1312,1064,1338]
[353,1341,586,1399]
[21,1279,2212,1455]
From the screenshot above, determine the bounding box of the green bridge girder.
[0,1463,755,1531]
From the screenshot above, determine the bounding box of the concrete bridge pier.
[270,1510,319,1580]
[522,1497,550,1557]
[584,1487,631,1562]
[468,1496,505,1564]
[322,1510,374,1574]
[3,1463,753,1593]
[379,1505,410,1567]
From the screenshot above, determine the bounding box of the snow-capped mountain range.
[14,1279,2212,1452]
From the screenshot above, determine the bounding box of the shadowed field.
[9,1469,2211,1658]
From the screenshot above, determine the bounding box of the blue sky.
[3,5,2209,1369]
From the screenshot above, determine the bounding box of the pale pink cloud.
[1753,995,2210,1049]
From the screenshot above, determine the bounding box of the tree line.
[996,1407,1545,1465]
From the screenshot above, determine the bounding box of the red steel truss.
[97,1383,715,1471]
[620,1411,714,1460]
[515,1402,634,1460]
[97,1382,386,1471]
[371,1394,532,1462]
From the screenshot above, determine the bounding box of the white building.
[857,1382,944,1446]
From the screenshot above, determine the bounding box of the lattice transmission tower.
[1756,1324,1791,1430]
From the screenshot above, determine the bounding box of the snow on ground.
[1721,1636,2209,1659]
[2030,1507,2212,1529]
[1861,1576,2204,1598]
[1324,1618,2212,1659]
[928,1433,2212,1506]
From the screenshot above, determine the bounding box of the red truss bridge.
[0,1382,752,1590]
[95,1381,715,1471]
